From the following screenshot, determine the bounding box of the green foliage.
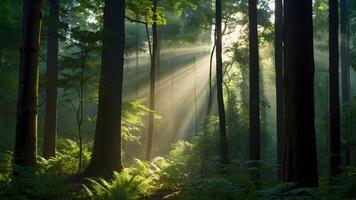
[180,177,246,200]
[0,0,21,49]
[1,138,356,200]
[83,140,198,200]
[313,0,328,38]
[126,0,167,25]
[7,167,72,200]
[0,0,22,152]
[0,152,12,188]
[1,0,356,199]
[314,168,356,200]
[158,141,199,190]
[84,160,157,200]
[0,139,93,200]
[53,139,92,174]
[121,100,150,143]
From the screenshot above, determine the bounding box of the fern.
[84,168,156,200]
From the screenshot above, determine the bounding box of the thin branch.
[125,16,147,25]
[124,15,152,59]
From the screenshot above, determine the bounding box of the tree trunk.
[207,43,216,118]
[329,0,341,177]
[77,55,85,173]
[216,0,230,165]
[146,0,158,161]
[84,0,125,177]
[340,0,351,166]
[43,0,59,159]
[283,0,319,187]
[249,0,260,179]
[14,0,45,169]
[275,0,284,180]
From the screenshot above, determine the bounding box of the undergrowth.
[0,137,356,200]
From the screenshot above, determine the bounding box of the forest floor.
[1,140,356,200]
[145,189,180,200]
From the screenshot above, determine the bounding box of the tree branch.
[125,16,147,25]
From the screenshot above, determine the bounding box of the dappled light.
[1,0,356,199]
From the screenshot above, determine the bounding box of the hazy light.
[123,45,213,155]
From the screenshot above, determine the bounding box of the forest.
[0,0,356,199]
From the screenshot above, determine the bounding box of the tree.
[283,0,318,187]
[43,0,60,159]
[329,0,341,177]
[275,0,284,179]
[207,0,240,121]
[126,0,162,161]
[14,0,45,168]
[146,0,158,161]
[248,0,260,178]
[84,0,125,177]
[60,28,100,173]
[127,0,197,160]
[216,0,230,165]
[340,0,351,166]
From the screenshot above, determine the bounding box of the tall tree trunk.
[329,0,341,177]
[207,43,216,118]
[283,0,318,187]
[340,0,351,166]
[275,0,284,179]
[14,0,45,169]
[84,0,125,177]
[146,0,158,161]
[249,0,260,179]
[77,55,85,173]
[216,0,230,165]
[43,0,59,159]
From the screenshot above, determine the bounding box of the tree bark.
[77,54,85,173]
[283,0,319,187]
[146,0,158,161]
[207,43,216,118]
[340,0,351,166]
[249,0,260,179]
[216,0,230,165]
[275,0,284,179]
[14,0,45,168]
[43,0,59,159]
[84,0,125,177]
[329,0,341,177]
